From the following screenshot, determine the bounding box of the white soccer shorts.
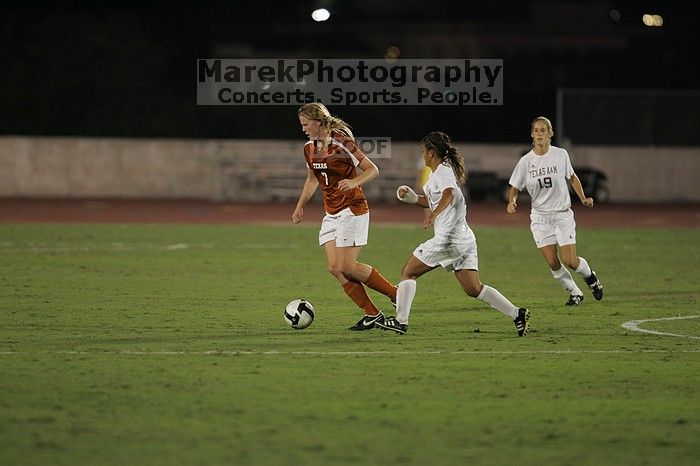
[318,208,369,247]
[530,209,577,248]
[413,230,479,272]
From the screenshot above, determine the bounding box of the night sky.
[2,1,697,143]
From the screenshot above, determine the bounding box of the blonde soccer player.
[506,116,603,306]
[293,103,397,330]
[378,131,530,336]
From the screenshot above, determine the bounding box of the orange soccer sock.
[363,267,398,302]
[341,281,380,316]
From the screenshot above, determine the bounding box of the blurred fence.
[557,88,700,146]
[1,136,699,202]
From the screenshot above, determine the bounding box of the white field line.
[621,315,700,340]
[1,318,697,356]
[0,349,698,356]
[0,242,296,253]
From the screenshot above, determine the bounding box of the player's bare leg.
[560,244,603,301]
[559,244,580,270]
[331,244,397,303]
[538,244,562,270]
[539,244,583,305]
[323,242,383,330]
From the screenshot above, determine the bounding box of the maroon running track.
[0,199,698,228]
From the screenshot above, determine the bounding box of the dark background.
[1,0,698,143]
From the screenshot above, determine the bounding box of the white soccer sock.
[395,279,417,324]
[575,257,592,278]
[551,266,583,296]
[476,285,518,319]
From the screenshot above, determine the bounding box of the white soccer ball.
[284,299,315,330]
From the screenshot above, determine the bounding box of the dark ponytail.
[422,131,467,184]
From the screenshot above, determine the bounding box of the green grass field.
[1,223,698,465]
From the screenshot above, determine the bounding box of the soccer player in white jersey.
[506,116,603,306]
[378,131,530,336]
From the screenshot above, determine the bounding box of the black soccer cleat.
[565,294,584,306]
[376,316,408,335]
[585,271,604,301]
[513,308,530,337]
[348,311,384,331]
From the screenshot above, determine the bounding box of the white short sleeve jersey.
[423,163,468,238]
[508,145,574,213]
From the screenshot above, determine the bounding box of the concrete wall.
[1,136,699,202]
[570,146,700,202]
[0,137,219,198]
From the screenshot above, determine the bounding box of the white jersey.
[423,163,470,239]
[508,145,574,214]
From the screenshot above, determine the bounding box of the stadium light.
[384,45,400,63]
[642,13,663,27]
[312,8,330,22]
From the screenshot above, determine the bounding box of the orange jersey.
[303,131,369,215]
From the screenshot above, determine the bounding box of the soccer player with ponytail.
[293,103,397,330]
[378,131,530,336]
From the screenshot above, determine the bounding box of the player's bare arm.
[337,156,378,191]
[292,168,320,223]
[570,173,594,207]
[507,185,519,213]
[425,187,454,229]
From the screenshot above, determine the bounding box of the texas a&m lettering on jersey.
[529,165,558,178]
[304,131,369,215]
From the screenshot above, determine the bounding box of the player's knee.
[335,262,360,281]
[400,265,417,281]
[463,283,482,298]
[547,258,561,270]
[327,264,344,278]
[464,287,480,298]
[562,257,578,269]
